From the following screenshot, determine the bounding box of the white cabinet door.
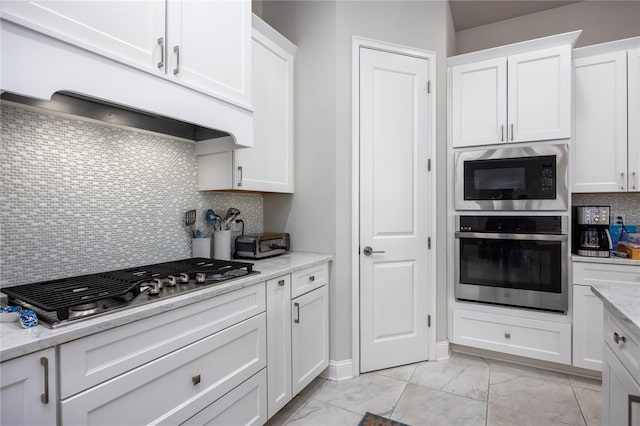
[572,285,604,371]
[451,58,507,148]
[603,344,640,426]
[1,348,57,426]
[266,275,292,419]
[1,0,165,73]
[573,51,628,192]
[629,48,640,192]
[508,45,571,143]
[291,285,329,395]
[167,0,251,108]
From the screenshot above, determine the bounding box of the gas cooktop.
[1,258,257,328]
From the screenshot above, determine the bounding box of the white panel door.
[629,48,640,192]
[0,1,165,73]
[573,51,628,192]
[508,45,571,142]
[167,0,251,106]
[359,47,431,373]
[572,285,604,371]
[451,58,507,147]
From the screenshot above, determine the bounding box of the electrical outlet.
[232,221,242,232]
[613,213,626,224]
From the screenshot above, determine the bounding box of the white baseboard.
[321,359,353,382]
[436,340,450,360]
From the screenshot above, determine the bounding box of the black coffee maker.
[572,206,613,257]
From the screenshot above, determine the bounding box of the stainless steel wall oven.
[455,144,568,211]
[455,215,568,313]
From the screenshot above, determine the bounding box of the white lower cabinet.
[603,345,640,426]
[292,285,330,395]
[452,308,571,364]
[266,275,292,419]
[0,348,57,426]
[572,284,604,371]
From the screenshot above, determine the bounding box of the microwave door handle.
[454,232,567,242]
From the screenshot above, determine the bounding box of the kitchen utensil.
[223,208,240,230]
[185,210,196,237]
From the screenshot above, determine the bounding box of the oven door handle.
[455,232,567,242]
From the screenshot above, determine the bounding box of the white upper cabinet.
[449,32,578,148]
[573,38,640,193]
[1,0,251,108]
[198,14,295,193]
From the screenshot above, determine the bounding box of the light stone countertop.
[591,284,640,342]
[0,252,332,362]
[572,254,640,266]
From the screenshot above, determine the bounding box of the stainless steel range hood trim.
[0,19,253,151]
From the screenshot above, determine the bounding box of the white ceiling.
[449,0,583,31]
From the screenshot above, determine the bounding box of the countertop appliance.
[1,258,257,328]
[455,215,568,313]
[235,233,290,259]
[573,206,612,258]
[455,144,568,211]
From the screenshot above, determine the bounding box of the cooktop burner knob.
[179,273,190,284]
[195,273,207,283]
[166,276,178,286]
[152,278,164,289]
[147,283,160,296]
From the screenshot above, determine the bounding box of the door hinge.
[428,237,431,249]
[428,315,431,327]
[427,158,431,171]
[427,80,431,94]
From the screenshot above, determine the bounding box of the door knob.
[363,246,385,256]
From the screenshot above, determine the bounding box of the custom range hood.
[0,19,252,151]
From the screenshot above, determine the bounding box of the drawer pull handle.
[157,37,164,69]
[504,333,511,339]
[309,275,315,282]
[192,374,201,386]
[40,357,49,404]
[173,45,180,75]
[278,279,285,286]
[294,302,300,323]
[613,332,626,345]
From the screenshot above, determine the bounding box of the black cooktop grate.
[1,258,255,322]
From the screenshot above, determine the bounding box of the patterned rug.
[358,412,409,426]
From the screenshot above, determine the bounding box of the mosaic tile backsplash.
[0,104,263,287]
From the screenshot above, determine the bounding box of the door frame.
[351,36,437,377]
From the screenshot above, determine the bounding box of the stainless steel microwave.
[455,144,568,211]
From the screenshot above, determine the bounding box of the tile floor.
[267,352,602,426]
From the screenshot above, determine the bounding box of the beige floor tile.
[570,375,602,392]
[266,377,328,426]
[374,363,418,382]
[313,371,407,417]
[410,352,490,401]
[286,399,363,426]
[392,383,487,426]
[574,387,602,426]
[488,401,585,426]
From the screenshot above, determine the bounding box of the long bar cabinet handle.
[294,302,300,323]
[157,37,164,69]
[629,394,640,426]
[173,45,180,75]
[40,357,49,404]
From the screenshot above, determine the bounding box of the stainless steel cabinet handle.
[501,125,504,142]
[278,279,285,286]
[504,333,511,339]
[40,357,49,404]
[309,275,315,282]
[294,302,300,323]
[237,166,243,187]
[173,45,180,75]
[633,171,637,190]
[192,374,201,385]
[363,246,385,256]
[621,172,625,190]
[157,37,164,69]
[613,332,626,344]
[510,124,514,141]
[629,394,640,426]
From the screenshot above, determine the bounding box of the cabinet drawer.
[183,369,267,426]
[60,283,265,398]
[605,311,640,383]
[452,309,571,364]
[61,313,266,425]
[573,261,640,286]
[291,263,329,298]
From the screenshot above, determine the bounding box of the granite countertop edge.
[0,252,333,362]
[572,254,640,266]
[591,284,640,342]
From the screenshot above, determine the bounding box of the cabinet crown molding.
[447,30,582,67]
[573,36,640,59]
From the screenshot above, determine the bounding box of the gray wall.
[262,1,449,362]
[456,1,640,54]
[0,104,263,287]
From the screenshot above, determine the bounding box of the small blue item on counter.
[1,305,22,323]
[610,225,636,249]
[195,229,202,238]
[0,305,21,313]
[19,309,38,328]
